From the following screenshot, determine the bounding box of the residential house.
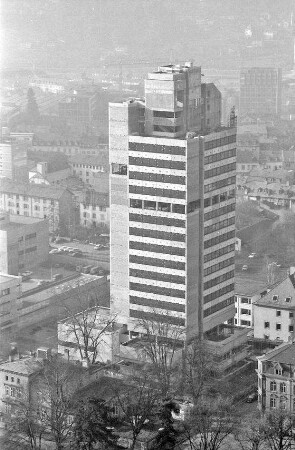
[253,274,295,343]
[0,178,75,234]
[257,342,295,414]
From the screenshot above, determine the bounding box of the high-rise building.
[109,63,237,340]
[239,67,282,119]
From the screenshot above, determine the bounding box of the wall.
[253,304,294,342]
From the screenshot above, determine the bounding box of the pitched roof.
[69,152,109,167]
[0,358,43,375]
[259,342,295,366]
[0,178,70,200]
[254,275,295,309]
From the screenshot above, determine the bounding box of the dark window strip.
[130,268,185,285]
[129,185,186,199]
[203,296,235,317]
[129,227,186,242]
[130,309,185,326]
[130,254,185,271]
[204,270,235,290]
[204,283,235,304]
[130,282,185,298]
[129,156,185,170]
[129,171,185,185]
[129,142,186,156]
[129,241,185,256]
[130,296,185,312]
[129,213,185,228]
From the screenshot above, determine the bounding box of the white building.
[69,153,109,186]
[0,142,13,179]
[0,273,22,331]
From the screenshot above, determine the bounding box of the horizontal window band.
[129,213,185,227]
[129,185,186,199]
[129,142,186,156]
[204,270,235,290]
[204,244,235,263]
[130,296,185,312]
[204,283,235,304]
[204,202,235,221]
[204,230,235,249]
[129,171,185,185]
[130,282,186,298]
[129,241,186,256]
[203,296,235,318]
[130,308,186,326]
[129,227,186,242]
[130,268,185,285]
[130,254,185,270]
[204,257,235,277]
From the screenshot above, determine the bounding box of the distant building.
[0,142,13,179]
[32,141,108,157]
[257,342,295,414]
[29,78,65,94]
[80,191,109,228]
[0,178,74,234]
[69,153,109,187]
[0,212,49,275]
[0,273,22,332]
[239,67,282,119]
[58,90,97,131]
[253,274,295,343]
[29,161,70,186]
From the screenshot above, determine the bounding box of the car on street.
[246,392,258,403]
[49,248,61,254]
[248,253,256,258]
[94,245,104,250]
[21,271,33,281]
[242,265,248,271]
[72,252,83,257]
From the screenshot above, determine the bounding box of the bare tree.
[113,370,160,450]
[135,311,185,398]
[234,412,267,450]
[262,410,294,450]
[182,337,217,405]
[182,397,238,450]
[38,355,84,450]
[60,304,117,365]
[1,393,47,450]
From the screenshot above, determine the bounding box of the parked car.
[52,273,63,281]
[37,280,49,286]
[72,252,83,258]
[248,253,256,258]
[81,265,93,274]
[242,265,248,271]
[94,245,103,250]
[246,392,258,403]
[90,266,105,275]
[49,249,60,254]
[21,271,33,281]
[69,248,81,253]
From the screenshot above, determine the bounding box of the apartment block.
[0,178,74,234]
[80,191,109,228]
[109,62,237,340]
[0,212,49,275]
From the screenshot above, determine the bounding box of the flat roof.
[0,273,20,284]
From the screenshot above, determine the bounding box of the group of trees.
[3,310,295,450]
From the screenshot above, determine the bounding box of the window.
[130,199,142,209]
[270,381,277,391]
[286,297,291,303]
[172,204,185,214]
[275,367,282,375]
[290,312,294,318]
[17,378,20,384]
[143,200,156,211]
[280,383,286,393]
[289,325,294,332]
[273,295,278,301]
[276,324,281,331]
[264,322,270,329]
[276,310,281,317]
[92,214,96,219]
[241,309,251,315]
[11,377,14,382]
[5,375,8,381]
[5,385,9,395]
[187,200,200,213]
[111,164,127,175]
[241,297,250,304]
[1,288,10,296]
[158,202,171,212]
